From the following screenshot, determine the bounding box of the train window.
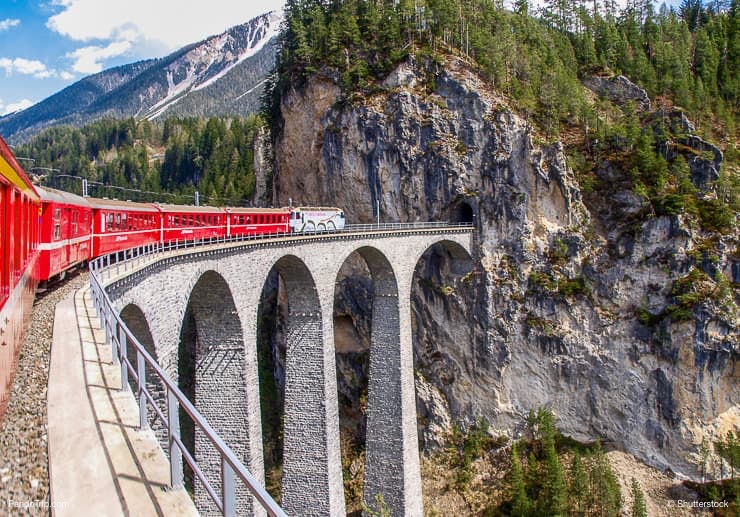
[106,213,112,232]
[72,211,78,236]
[53,208,62,240]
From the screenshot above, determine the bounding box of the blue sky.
[0,1,682,118]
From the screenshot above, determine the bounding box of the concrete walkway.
[47,287,198,516]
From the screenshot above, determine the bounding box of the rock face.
[268,56,738,480]
[584,74,652,111]
[648,109,724,190]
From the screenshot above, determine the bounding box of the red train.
[0,134,346,422]
[0,137,41,419]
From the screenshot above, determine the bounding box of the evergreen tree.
[510,442,533,516]
[630,478,648,517]
[569,452,589,516]
[535,410,568,515]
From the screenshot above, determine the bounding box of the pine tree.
[510,442,533,516]
[630,478,648,517]
[590,441,622,517]
[536,409,568,516]
[569,451,589,516]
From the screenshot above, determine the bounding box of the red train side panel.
[226,207,290,238]
[86,198,161,256]
[37,188,92,281]
[0,136,40,421]
[158,204,227,243]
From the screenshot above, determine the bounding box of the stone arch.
[177,270,250,514]
[413,239,475,280]
[260,254,343,515]
[333,246,415,515]
[120,304,167,448]
[411,240,475,451]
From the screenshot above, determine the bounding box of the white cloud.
[60,70,75,80]
[0,18,20,32]
[0,98,34,116]
[0,57,56,78]
[47,0,283,50]
[66,40,132,74]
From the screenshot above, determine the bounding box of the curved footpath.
[46,285,197,516]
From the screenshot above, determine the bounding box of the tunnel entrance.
[450,200,475,224]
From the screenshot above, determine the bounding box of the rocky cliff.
[265,55,738,479]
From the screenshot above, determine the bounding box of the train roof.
[85,196,159,212]
[37,186,91,207]
[0,135,40,201]
[226,207,290,214]
[154,203,226,214]
[292,206,343,212]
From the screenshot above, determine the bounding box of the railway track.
[0,272,88,511]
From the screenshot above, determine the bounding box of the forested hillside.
[269,0,737,140]
[14,116,265,205]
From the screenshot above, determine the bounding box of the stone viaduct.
[104,228,473,516]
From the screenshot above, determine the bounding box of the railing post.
[168,390,184,489]
[223,460,236,517]
[111,320,119,365]
[119,325,128,390]
[137,350,149,430]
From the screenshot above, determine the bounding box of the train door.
[13,191,21,281]
[69,208,79,265]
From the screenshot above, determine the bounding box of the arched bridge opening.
[177,270,250,514]
[412,240,476,459]
[331,246,405,515]
[119,304,167,447]
[257,255,342,515]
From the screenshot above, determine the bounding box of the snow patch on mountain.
[144,11,282,120]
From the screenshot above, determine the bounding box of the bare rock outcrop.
[267,55,739,480]
[584,74,652,111]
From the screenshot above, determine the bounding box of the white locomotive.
[289,206,346,232]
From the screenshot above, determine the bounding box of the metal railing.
[87,222,472,515]
[89,251,287,517]
[91,222,474,284]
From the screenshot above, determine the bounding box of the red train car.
[158,204,226,244]
[37,187,92,282]
[87,197,161,257]
[0,136,41,420]
[227,207,290,237]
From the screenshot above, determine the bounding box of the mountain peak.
[0,11,282,143]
